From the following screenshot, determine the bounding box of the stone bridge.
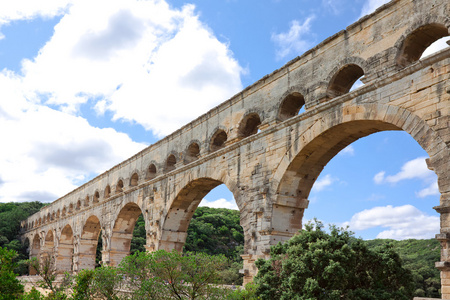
[21,0,450,296]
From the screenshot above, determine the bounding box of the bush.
[0,246,24,299]
[254,220,415,300]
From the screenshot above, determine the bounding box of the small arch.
[84,196,90,207]
[185,142,200,164]
[238,113,262,138]
[165,154,177,172]
[116,180,124,194]
[51,212,55,220]
[56,210,60,219]
[76,200,81,210]
[278,93,306,121]
[93,191,100,203]
[397,23,449,67]
[210,129,228,152]
[327,64,364,99]
[104,185,111,199]
[47,213,51,222]
[68,203,74,214]
[38,218,42,226]
[130,173,139,187]
[147,163,157,180]
[62,207,66,217]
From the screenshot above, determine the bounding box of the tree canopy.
[255,220,415,300]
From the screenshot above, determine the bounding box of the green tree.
[255,220,414,300]
[0,246,24,300]
[119,250,228,300]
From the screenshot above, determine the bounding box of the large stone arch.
[109,202,144,266]
[56,224,74,273]
[270,103,448,239]
[159,173,241,253]
[78,215,102,270]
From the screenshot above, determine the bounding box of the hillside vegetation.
[0,202,442,297]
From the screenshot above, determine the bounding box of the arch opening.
[84,196,90,207]
[278,93,306,121]
[327,64,364,99]
[397,23,449,67]
[147,164,157,180]
[110,203,144,266]
[94,191,100,203]
[166,154,177,172]
[210,130,228,152]
[238,113,261,138]
[79,215,102,270]
[185,143,200,164]
[274,119,442,297]
[161,179,244,284]
[56,224,74,273]
[116,180,124,194]
[130,173,139,187]
[104,185,111,199]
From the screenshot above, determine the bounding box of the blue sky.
[0,0,448,240]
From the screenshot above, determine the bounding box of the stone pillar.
[435,199,450,299]
[158,230,187,252]
[101,229,111,266]
[72,235,80,273]
[240,194,309,285]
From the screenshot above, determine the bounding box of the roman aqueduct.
[21,0,450,296]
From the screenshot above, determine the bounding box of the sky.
[0,0,448,240]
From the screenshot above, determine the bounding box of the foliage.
[71,269,95,300]
[0,246,24,299]
[130,207,245,285]
[119,249,229,299]
[90,266,123,300]
[254,220,415,300]
[365,238,441,298]
[0,202,45,274]
[26,255,71,300]
[184,207,243,259]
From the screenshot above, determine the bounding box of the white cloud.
[338,145,355,156]
[359,0,389,18]
[373,171,385,184]
[384,157,433,183]
[417,182,440,198]
[421,37,450,58]
[0,0,71,24]
[0,0,245,202]
[19,0,243,137]
[0,72,145,202]
[344,205,439,240]
[200,198,238,210]
[312,174,335,192]
[271,16,315,60]
[373,157,439,198]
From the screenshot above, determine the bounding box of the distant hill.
[365,238,441,298]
